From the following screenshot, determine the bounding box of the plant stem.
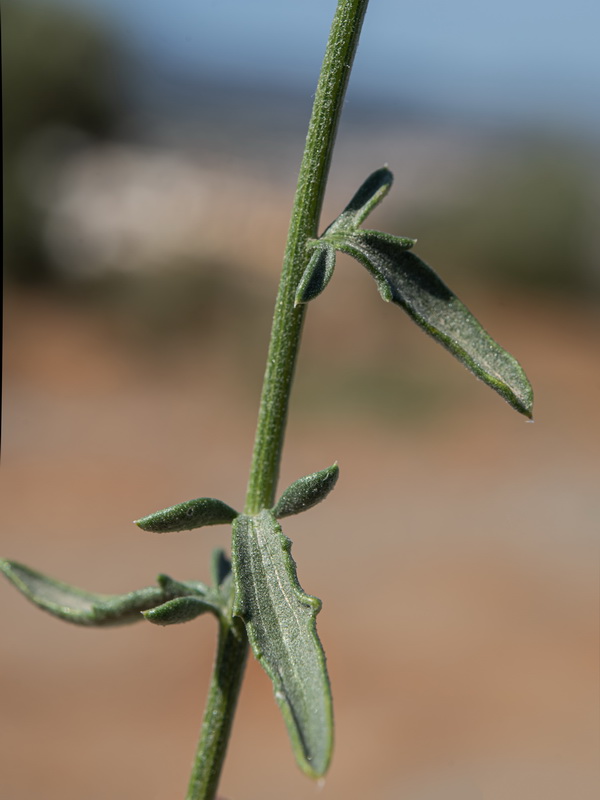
[185,618,248,800]
[186,2,370,798]
[244,0,370,514]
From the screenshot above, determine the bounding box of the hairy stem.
[186,2,370,798]
[185,618,248,800]
[244,0,370,514]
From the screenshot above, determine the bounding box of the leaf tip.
[376,278,393,302]
[503,372,534,420]
[134,516,160,533]
[134,497,238,533]
[296,245,336,305]
[273,463,339,518]
[520,401,534,421]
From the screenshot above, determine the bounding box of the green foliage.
[135,497,239,533]
[0,560,190,626]
[335,233,533,417]
[295,244,338,303]
[143,596,221,626]
[273,463,339,518]
[298,167,533,417]
[3,0,122,283]
[232,511,332,777]
[0,556,238,630]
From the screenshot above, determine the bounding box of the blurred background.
[2,1,598,798]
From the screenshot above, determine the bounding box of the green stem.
[185,618,248,800]
[244,0,370,514]
[186,2,370,798]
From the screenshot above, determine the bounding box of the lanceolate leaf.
[325,165,394,233]
[135,497,238,533]
[273,463,339,519]
[330,230,534,418]
[210,548,232,589]
[295,167,415,307]
[143,595,220,626]
[157,573,209,598]
[295,243,336,305]
[0,560,222,626]
[232,511,332,778]
[0,560,166,626]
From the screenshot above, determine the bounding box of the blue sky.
[51,0,600,133]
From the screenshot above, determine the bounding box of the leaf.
[232,511,332,778]
[135,497,238,533]
[325,166,395,233]
[143,596,220,626]
[273,463,339,519]
[0,559,166,626]
[295,243,336,305]
[157,573,209,597]
[295,167,414,306]
[210,548,232,589]
[330,229,534,418]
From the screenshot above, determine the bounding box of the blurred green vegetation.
[293,364,454,427]
[4,0,596,344]
[3,0,123,283]
[398,140,598,296]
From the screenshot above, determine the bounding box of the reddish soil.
[1,287,598,800]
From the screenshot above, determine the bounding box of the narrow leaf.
[333,230,534,418]
[0,559,165,626]
[273,463,339,519]
[295,244,336,305]
[232,511,332,778]
[143,596,219,626]
[157,573,208,597]
[210,548,232,589]
[325,229,411,303]
[325,166,394,233]
[135,497,238,533]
